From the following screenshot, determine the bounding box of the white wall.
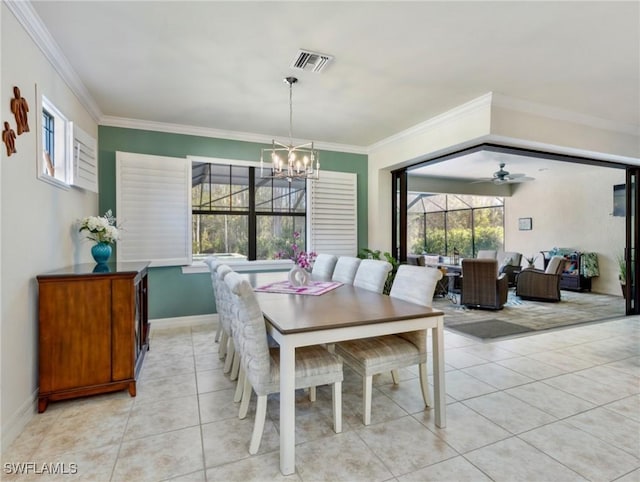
[504,163,626,295]
[1,4,98,450]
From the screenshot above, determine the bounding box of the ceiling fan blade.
[470,178,495,184]
[504,176,535,183]
[505,172,527,179]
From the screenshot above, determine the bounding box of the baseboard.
[150,313,218,330]
[2,388,38,453]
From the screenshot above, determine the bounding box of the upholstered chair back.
[477,250,497,259]
[390,265,442,308]
[501,252,522,267]
[389,264,442,356]
[407,254,426,266]
[546,255,565,275]
[332,256,362,284]
[461,258,509,310]
[204,256,221,284]
[214,264,234,335]
[353,259,393,293]
[224,271,272,395]
[311,253,338,280]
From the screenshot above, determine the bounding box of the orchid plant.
[79,210,120,244]
[276,231,316,270]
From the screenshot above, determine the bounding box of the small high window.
[37,95,71,188]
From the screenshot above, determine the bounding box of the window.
[192,161,306,261]
[116,152,358,268]
[408,193,504,257]
[37,95,71,188]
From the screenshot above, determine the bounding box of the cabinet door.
[39,279,112,392]
[111,278,135,381]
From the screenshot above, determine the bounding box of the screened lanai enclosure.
[407,193,505,258]
[191,161,307,261]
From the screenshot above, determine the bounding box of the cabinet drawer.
[560,274,580,289]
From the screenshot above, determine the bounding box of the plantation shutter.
[307,170,358,256]
[70,123,98,192]
[116,151,192,266]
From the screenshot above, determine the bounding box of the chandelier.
[260,77,320,181]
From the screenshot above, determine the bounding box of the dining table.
[247,272,447,476]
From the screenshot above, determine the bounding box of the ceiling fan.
[473,163,535,185]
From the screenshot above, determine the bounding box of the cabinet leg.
[38,398,48,413]
[128,382,137,397]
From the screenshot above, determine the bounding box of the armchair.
[498,251,523,287]
[516,255,564,301]
[460,258,509,310]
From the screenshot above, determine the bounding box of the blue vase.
[91,242,112,264]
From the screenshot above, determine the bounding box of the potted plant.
[617,253,627,298]
[524,255,538,269]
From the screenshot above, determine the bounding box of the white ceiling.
[27,0,639,154]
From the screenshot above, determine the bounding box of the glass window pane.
[256,178,306,213]
[256,215,307,260]
[408,213,426,254]
[473,206,504,254]
[255,177,273,212]
[192,214,248,258]
[423,194,447,213]
[230,165,249,210]
[425,212,445,255]
[447,210,472,257]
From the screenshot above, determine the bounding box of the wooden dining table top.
[248,271,443,334]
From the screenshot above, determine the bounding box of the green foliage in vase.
[357,248,399,295]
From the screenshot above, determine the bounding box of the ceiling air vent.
[290,49,333,73]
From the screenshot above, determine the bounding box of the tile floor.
[3,316,639,481]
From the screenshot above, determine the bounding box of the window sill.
[182,259,293,274]
[37,172,70,190]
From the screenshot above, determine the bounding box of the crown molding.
[492,92,639,137]
[99,116,368,155]
[5,0,103,123]
[487,134,640,166]
[368,93,494,153]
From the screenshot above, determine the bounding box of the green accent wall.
[98,126,368,319]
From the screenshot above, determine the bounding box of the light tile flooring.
[3,317,639,481]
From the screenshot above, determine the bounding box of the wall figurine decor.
[3,122,17,156]
[11,86,30,135]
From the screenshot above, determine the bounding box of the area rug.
[254,280,342,296]
[446,319,535,339]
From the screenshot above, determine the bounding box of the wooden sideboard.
[37,262,149,412]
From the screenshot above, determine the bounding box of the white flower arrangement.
[79,210,120,244]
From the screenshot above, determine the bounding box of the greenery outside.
[408,193,504,257]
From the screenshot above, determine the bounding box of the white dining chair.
[311,253,338,280]
[204,256,225,346]
[353,259,393,293]
[331,256,361,284]
[214,264,238,377]
[224,271,344,454]
[334,264,443,425]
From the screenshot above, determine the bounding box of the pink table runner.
[254,280,343,296]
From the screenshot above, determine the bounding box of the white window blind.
[70,123,98,192]
[116,151,192,266]
[307,170,358,256]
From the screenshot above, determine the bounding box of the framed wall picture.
[518,217,532,231]
[613,184,625,217]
